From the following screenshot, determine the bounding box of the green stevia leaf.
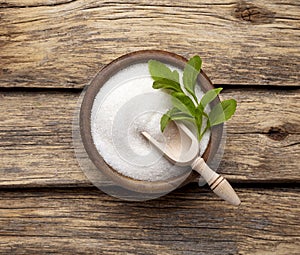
[171,112,194,122]
[172,70,180,84]
[152,78,182,92]
[160,108,194,132]
[148,60,179,83]
[171,92,196,116]
[200,88,223,110]
[208,99,237,127]
[195,107,203,140]
[160,108,179,132]
[160,113,171,132]
[183,55,202,102]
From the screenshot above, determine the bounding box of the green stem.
[197,124,202,141]
[198,125,209,141]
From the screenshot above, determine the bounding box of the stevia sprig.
[148,56,237,141]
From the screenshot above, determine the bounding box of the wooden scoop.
[141,122,241,206]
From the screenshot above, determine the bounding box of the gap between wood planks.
[0,84,299,93]
[0,182,298,192]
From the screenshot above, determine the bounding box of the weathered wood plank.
[0,0,299,88]
[0,89,299,187]
[0,187,299,254]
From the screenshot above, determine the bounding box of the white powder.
[91,63,210,182]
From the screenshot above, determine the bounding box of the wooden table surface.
[0,1,299,254]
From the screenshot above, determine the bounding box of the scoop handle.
[191,157,241,206]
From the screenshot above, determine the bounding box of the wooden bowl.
[80,50,223,195]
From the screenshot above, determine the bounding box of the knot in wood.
[266,127,288,141]
[233,1,275,24]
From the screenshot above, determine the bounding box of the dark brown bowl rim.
[80,50,222,194]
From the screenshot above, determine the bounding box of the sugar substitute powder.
[91,63,210,182]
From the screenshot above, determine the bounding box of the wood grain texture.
[0,0,299,88]
[0,89,299,187]
[0,187,299,255]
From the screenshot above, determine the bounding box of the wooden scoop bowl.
[142,122,241,206]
